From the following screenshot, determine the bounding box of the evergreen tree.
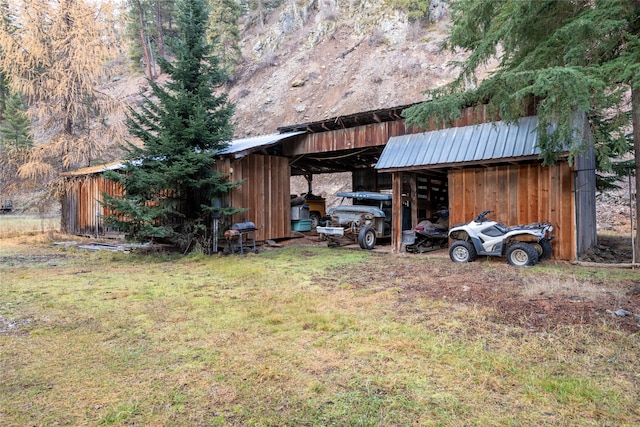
[104,0,240,251]
[0,92,32,196]
[125,0,179,78]
[403,0,640,252]
[0,92,32,148]
[208,0,243,77]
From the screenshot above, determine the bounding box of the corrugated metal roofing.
[375,116,541,171]
[61,161,125,177]
[217,131,305,159]
[64,132,306,176]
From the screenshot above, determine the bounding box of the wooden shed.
[375,115,596,260]
[61,132,303,242]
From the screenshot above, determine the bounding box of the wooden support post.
[410,173,417,228]
[392,171,403,253]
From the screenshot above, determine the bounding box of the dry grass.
[523,272,627,302]
[1,232,639,426]
[0,213,60,239]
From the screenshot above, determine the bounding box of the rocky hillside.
[227,0,462,136]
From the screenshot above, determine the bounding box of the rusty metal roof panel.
[376,116,541,170]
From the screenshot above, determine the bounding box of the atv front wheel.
[449,241,477,263]
[506,243,539,266]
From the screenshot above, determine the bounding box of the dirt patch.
[0,253,68,267]
[294,232,640,334]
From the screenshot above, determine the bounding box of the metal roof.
[277,102,421,133]
[63,132,306,176]
[375,116,542,171]
[217,131,305,159]
[61,161,125,177]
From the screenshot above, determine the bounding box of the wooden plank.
[410,173,417,227]
[392,172,403,252]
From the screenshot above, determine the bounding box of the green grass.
[1,236,639,426]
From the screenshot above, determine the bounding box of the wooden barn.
[61,102,596,260]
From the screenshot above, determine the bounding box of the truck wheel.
[358,226,376,250]
[531,239,552,260]
[506,243,539,266]
[310,213,321,229]
[449,241,477,263]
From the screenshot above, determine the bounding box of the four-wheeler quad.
[448,210,553,266]
[316,191,392,250]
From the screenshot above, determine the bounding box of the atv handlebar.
[474,210,493,223]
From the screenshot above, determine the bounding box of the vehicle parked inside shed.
[316,191,392,250]
[290,193,326,228]
[448,210,553,266]
[405,209,450,253]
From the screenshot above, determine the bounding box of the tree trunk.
[155,1,165,59]
[136,0,153,80]
[633,86,640,261]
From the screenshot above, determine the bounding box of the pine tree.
[403,0,640,253]
[0,92,32,195]
[104,0,240,251]
[0,92,31,148]
[208,0,242,76]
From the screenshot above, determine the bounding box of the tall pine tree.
[0,92,32,196]
[0,92,31,148]
[104,0,240,251]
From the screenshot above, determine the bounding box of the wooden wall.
[284,120,408,155]
[63,154,291,242]
[61,175,122,236]
[447,162,576,260]
[216,154,291,241]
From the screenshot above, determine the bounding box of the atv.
[448,210,554,266]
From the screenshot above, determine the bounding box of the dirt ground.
[277,231,640,334]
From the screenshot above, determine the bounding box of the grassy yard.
[1,226,639,426]
[0,213,60,238]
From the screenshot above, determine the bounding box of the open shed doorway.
[402,171,449,232]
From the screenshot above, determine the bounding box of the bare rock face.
[228,0,464,137]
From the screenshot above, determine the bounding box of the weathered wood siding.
[61,175,122,236]
[283,120,409,155]
[216,154,291,241]
[447,162,576,260]
[63,154,291,242]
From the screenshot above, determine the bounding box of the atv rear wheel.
[358,226,377,250]
[506,243,539,266]
[449,241,477,263]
